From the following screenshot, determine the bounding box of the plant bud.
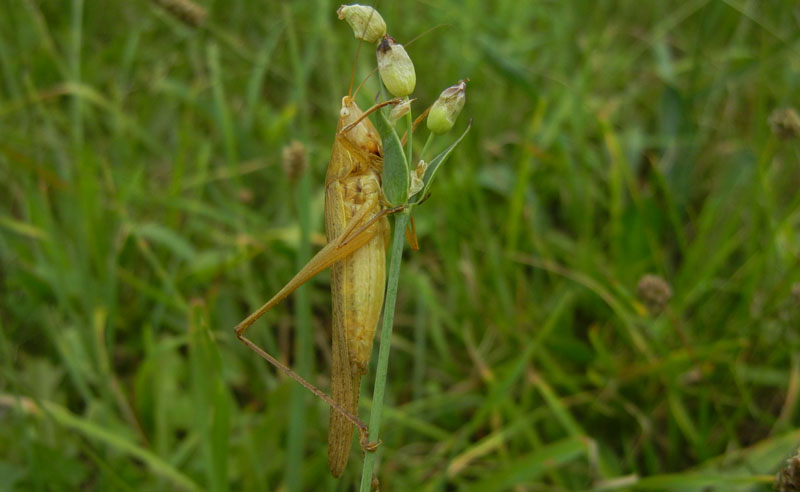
[427,79,468,135]
[389,98,414,121]
[408,160,427,197]
[414,159,428,178]
[377,35,416,97]
[337,4,386,43]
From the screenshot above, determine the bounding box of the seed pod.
[427,79,468,135]
[389,98,414,121]
[377,35,416,97]
[337,4,386,43]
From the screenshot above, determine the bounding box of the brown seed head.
[775,449,800,492]
[636,274,673,314]
[282,140,307,183]
[150,0,207,27]
[769,107,800,140]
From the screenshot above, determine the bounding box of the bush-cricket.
[233,9,403,477]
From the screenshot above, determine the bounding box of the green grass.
[2,0,800,490]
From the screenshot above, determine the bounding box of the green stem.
[284,6,313,491]
[405,101,414,167]
[359,210,411,492]
[70,0,84,155]
[285,167,312,492]
[419,133,435,163]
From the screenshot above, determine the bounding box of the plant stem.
[284,6,313,490]
[405,103,414,166]
[358,210,411,492]
[419,133,435,163]
[285,167,312,492]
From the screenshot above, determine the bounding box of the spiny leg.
[234,193,382,338]
[233,195,388,452]
[236,332,370,440]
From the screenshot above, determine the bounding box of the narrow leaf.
[136,222,197,262]
[412,119,472,203]
[374,106,409,206]
[189,303,231,492]
[20,398,201,491]
[461,436,588,492]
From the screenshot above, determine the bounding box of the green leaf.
[0,460,25,490]
[632,473,772,491]
[412,119,472,204]
[189,304,231,492]
[374,106,408,206]
[135,222,197,262]
[35,399,201,491]
[460,436,588,492]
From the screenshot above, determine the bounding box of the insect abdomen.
[325,170,387,477]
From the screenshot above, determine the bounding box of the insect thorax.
[338,96,381,156]
[342,174,381,206]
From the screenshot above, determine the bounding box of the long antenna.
[353,67,378,99]
[347,2,382,97]
[405,23,449,48]
[348,40,364,97]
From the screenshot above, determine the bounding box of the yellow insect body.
[326,96,389,477]
[233,94,390,479]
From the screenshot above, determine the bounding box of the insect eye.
[340,107,349,118]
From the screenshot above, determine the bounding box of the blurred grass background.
[2,0,800,490]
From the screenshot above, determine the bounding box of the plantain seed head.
[775,449,800,492]
[282,140,307,183]
[150,0,207,27]
[769,107,800,140]
[636,274,672,315]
